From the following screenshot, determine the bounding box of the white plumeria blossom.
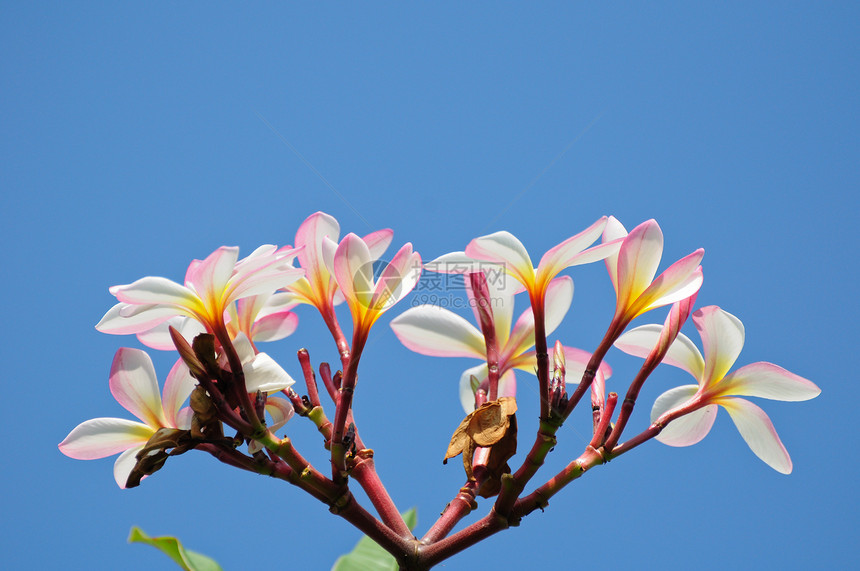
[426,218,620,302]
[614,305,820,473]
[392,271,610,413]
[58,349,195,488]
[287,211,394,313]
[332,233,422,336]
[96,244,304,338]
[133,291,300,351]
[602,217,704,323]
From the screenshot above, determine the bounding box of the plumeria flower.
[429,217,620,306]
[225,293,299,348]
[96,245,304,340]
[286,212,393,321]
[603,217,704,328]
[58,348,196,488]
[333,233,422,348]
[392,274,609,413]
[132,290,299,352]
[614,305,820,473]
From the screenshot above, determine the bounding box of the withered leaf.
[470,397,517,446]
[444,397,518,487]
[444,416,471,464]
[477,414,517,498]
[190,386,215,419]
[125,427,194,488]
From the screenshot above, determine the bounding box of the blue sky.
[2,3,857,569]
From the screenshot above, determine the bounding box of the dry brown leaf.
[443,397,518,489]
[444,416,471,464]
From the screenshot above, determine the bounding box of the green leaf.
[128,526,223,571]
[331,508,417,571]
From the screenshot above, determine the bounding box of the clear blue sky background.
[2,3,857,570]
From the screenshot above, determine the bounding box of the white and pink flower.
[614,305,820,473]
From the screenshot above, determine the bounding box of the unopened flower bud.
[169,326,207,379]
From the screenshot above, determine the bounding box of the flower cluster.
[60,211,819,570]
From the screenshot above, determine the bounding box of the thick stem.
[213,324,263,432]
[320,300,351,368]
[418,509,508,569]
[195,373,253,435]
[563,318,625,418]
[513,445,606,519]
[603,358,661,452]
[196,443,333,504]
[421,481,478,543]
[352,452,412,538]
[494,417,559,517]
[611,396,706,456]
[297,348,322,408]
[331,333,366,478]
[588,392,617,449]
[529,291,550,420]
[470,273,500,400]
[319,362,339,403]
[334,490,419,568]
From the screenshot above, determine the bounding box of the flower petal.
[615,326,705,381]
[459,363,489,413]
[251,310,299,342]
[543,276,573,337]
[135,316,206,351]
[96,302,181,335]
[602,216,628,294]
[295,212,340,280]
[111,277,199,308]
[693,306,744,388]
[635,255,704,316]
[189,246,240,303]
[616,220,664,307]
[651,385,717,446]
[535,217,611,285]
[498,369,517,399]
[509,345,611,383]
[243,352,296,394]
[264,396,295,432]
[59,418,153,460]
[719,362,820,402]
[227,267,305,303]
[162,358,196,428]
[333,233,373,310]
[464,268,519,346]
[114,445,144,489]
[504,276,573,360]
[364,228,394,261]
[372,243,421,311]
[109,348,168,428]
[232,245,282,278]
[391,305,486,358]
[559,345,612,383]
[424,251,488,275]
[716,396,792,474]
[466,231,536,289]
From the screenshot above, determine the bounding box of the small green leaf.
[331,508,417,571]
[128,526,223,571]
